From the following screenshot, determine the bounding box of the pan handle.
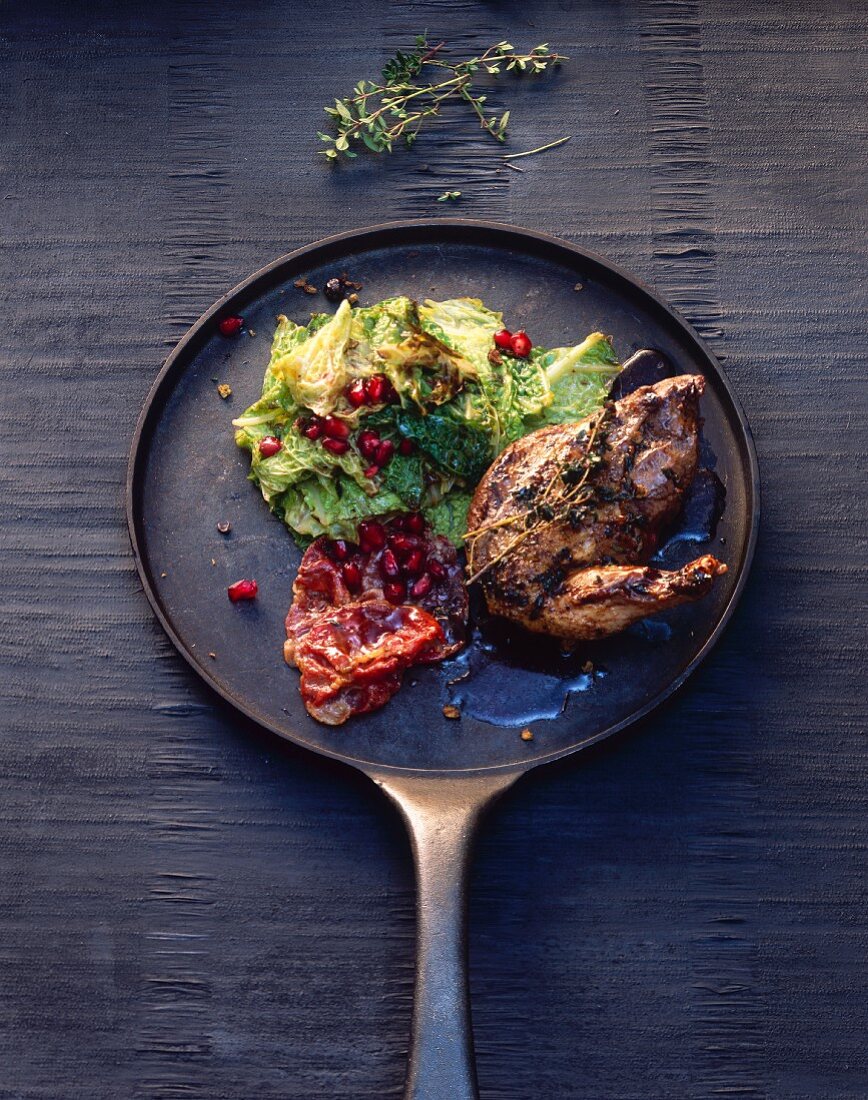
[372,771,519,1100]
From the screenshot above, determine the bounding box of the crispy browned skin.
[466,375,727,640]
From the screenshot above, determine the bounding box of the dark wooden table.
[2,2,865,1097]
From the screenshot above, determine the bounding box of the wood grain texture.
[1,1,866,1097]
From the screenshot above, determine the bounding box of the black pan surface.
[127,221,759,776]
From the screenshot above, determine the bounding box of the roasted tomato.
[294,601,444,725]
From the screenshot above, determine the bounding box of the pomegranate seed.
[375,439,395,466]
[346,379,368,408]
[406,511,426,535]
[219,315,243,337]
[389,533,417,557]
[382,379,399,403]
[323,415,350,440]
[364,374,387,403]
[397,437,414,456]
[258,435,282,458]
[390,514,409,531]
[410,573,433,599]
[227,578,257,602]
[358,520,387,553]
[341,561,362,593]
[301,416,324,441]
[357,429,380,459]
[493,328,513,350]
[428,559,447,581]
[363,464,380,479]
[383,580,405,605]
[379,549,401,580]
[322,437,349,456]
[510,331,532,358]
[326,539,351,561]
[404,549,425,577]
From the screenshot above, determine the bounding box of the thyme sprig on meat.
[464,403,614,585]
[319,36,567,160]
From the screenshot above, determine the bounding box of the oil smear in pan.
[441,595,605,726]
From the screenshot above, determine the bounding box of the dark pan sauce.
[440,350,726,727]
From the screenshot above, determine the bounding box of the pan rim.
[126,218,761,777]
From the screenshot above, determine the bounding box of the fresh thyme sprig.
[319,36,567,160]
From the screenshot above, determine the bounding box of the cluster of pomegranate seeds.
[345,373,398,409]
[227,578,258,602]
[298,414,351,455]
[355,426,412,478]
[218,315,244,337]
[298,403,415,474]
[321,513,448,607]
[258,435,282,458]
[492,328,532,358]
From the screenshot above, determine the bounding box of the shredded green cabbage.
[233,296,622,546]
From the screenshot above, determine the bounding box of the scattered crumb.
[442,704,461,720]
[208,652,217,660]
[217,383,232,399]
[211,558,216,566]
[573,282,583,292]
[520,728,534,742]
[160,571,167,578]
[347,292,359,305]
[217,521,232,535]
[247,329,256,337]
[581,660,594,674]
[294,277,318,295]
[613,108,620,115]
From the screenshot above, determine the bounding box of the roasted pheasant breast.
[465,374,727,640]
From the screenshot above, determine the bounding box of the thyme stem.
[502,135,571,160]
